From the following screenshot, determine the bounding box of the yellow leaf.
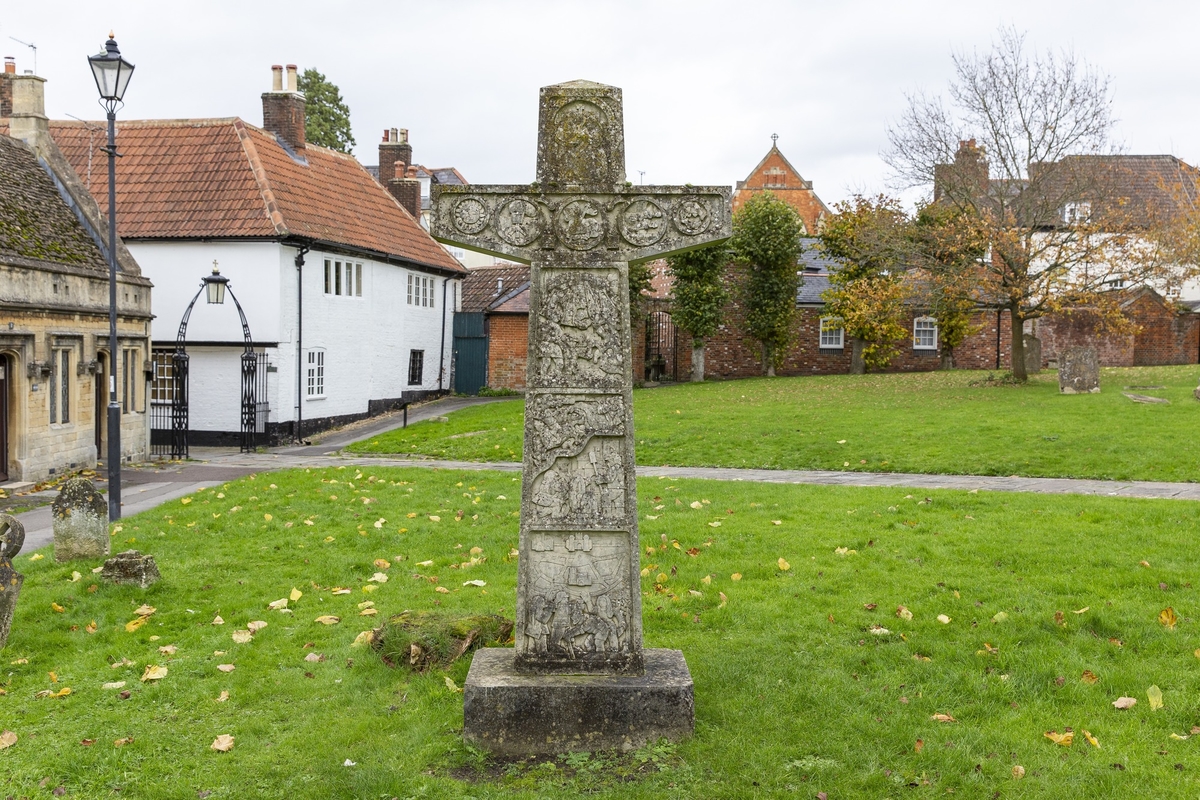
[991,612,1008,623]
[53,687,71,698]
[362,585,378,593]
[85,621,97,634]
[180,497,192,505]
[368,572,388,583]
[1011,765,1025,780]
[49,671,57,683]
[268,599,288,611]
[429,515,441,522]
[931,714,957,723]
[231,630,253,644]
[51,603,65,613]
[134,605,155,617]
[1044,730,1073,746]
[113,737,133,747]
[351,631,374,648]
[434,586,450,594]
[777,558,791,571]
[247,620,268,633]
[69,571,81,582]
[731,573,742,581]
[1148,685,1164,710]
[416,560,434,567]
[216,691,229,702]
[212,615,225,625]
[897,605,913,621]
[373,559,391,570]
[689,501,702,509]
[444,676,463,693]
[1081,670,1099,685]
[125,617,146,633]
[1159,607,1178,629]
[289,588,303,602]
[1113,696,1137,709]
[771,520,782,526]
[211,734,235,752]
[937,614,952,624]
[140,665,167,682]
[0,730,16,750]
[701,575,712,585]
[360,608,378,616]
[158,645,178,655]
[217,664,236,673]
[718,592,728,608]
[102,681,125,690]
[1073,607,1090,614]
[315,616,341,625]
[1083,730,1100,748]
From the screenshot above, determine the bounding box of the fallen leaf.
[701,575,712,585]
[113,737,133,747]
[216,691,229,702]
[1054,611,1066,626]
[351,631,374,647]
[344,759,356,767]
[931,714,957,723]
[69,571,81,583]
[777,558,790,571]
[158,645,178,656]
[1012,765,1025,780]
[1083,730,1100,748]
[231,630,253,644]
[268,599,288,611]
[731,573,742,581]
[140,665,167,682]
[85,621,97,634]
[1140,560,1151,567]
[373,559,391,570]
[1073,607,1090,614]
[211,734,235,752]
[28,553,43,561]
[416,560,434,567]
[771,520,782,526]
[101,681,125,690]
[991,611,1008,623]
[315,616,341,625]
[937,614,952,624]
[80,738,95,746]
[1044,730,1073,746]
[1082,670,1099,685]
[332,588,352,595]
[289,588,303,602]
[1159,607,1178,630]
[444,676,462,693]
[869,625,890,635]
[863,603,877,611]
[689,501,702,509]
[304,652,325,663]
[212,615,225,625]
[914,738,924,753]
[360,608,378,616]
[247,620,268,633]
[463,579,486,587]
[1148,685,1164,710]
[434,586,450,594]
[718,592,728,608]
[124,616,147,633]
[897,605,913,620]
[1171,732,1189,741]
[180,497,192,505]
[1113,697,1137,710]
[134,605,155,617]
[0,730,16,750]
[428,515,441,522]
[368,572,388,583]
[707,521,721,528]
[217,664,236,673]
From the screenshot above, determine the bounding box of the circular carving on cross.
[673,197,712,236]
[495,198,543,247]
[619,199,667,247]
[451,197,490,235]
[554,199,606,251]
[0,513,24,562]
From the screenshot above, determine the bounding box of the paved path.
[13,393,1200,552]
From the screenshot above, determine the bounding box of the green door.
[453,313,488,395]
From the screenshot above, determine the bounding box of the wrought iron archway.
[155,271,261,458]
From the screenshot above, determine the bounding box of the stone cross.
[432,80,730,677]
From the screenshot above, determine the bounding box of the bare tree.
[885,28,1180,380]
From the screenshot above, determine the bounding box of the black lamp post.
[88,32,135,522]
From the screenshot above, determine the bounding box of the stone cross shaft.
[432,80,730,675]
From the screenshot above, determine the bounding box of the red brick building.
[733,139,831,233]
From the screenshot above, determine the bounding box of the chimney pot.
[382,129,389,142]
[390,127,398,142]
[3,57,14,75]
[263,65,306,150]
[285,64,298,93]
[399,128,408,144]
[271,65,283,92]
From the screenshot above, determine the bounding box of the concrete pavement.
[13,393,1200,552]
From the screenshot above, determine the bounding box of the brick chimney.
[262,63,305,151]
[388,163,422,220]
[6,62,48,143]
[0,57,14,117]
[933,138,988,203]
[378,127,412,185]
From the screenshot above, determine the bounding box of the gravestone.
[52,478,110,562]
[431,80,730,754]
[0,514,26,650]
[1058,345,1100,394]
[100,550,161,588]
[1023,334,1042,375]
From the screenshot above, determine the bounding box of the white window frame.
[307,349,326,399]
[1063,201,1092,225]
[913,317,938,350]
[819,317,844,349]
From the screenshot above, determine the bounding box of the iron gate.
[644,310,678,382]
[151,348,267,458]
[453,312,488,395]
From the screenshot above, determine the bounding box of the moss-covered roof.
[0,134,108,271]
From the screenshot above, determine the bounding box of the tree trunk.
[762,343,776,377]
[1009,308,1028,382]
[849,338,866,375]
[691,340,705,382]
[939,346,955,371]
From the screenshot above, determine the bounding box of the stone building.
[0,60,152,482]
[47,65,465,447]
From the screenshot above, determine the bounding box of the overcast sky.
[6,1,1199,209]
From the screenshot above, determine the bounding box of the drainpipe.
[439,277,450,392]
[294,244,310,442]
[995,308,1002,370]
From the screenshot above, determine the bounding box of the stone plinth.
[1058,345,1100,394]
[464,648,693,755]
[52,478,109,562]
[100,550,160,588]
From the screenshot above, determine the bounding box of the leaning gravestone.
[1023,334,1042,375]
[0,514,26,650]
[1058,345,1100,394]
[52,478,110,562]
[432,80,730,754]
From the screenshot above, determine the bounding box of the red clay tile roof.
[48,118,463,274]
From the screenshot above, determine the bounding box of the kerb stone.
[52,477,109,562]
[464,648,693,755]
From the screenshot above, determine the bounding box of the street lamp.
[204,261,229,305]
[88,32,135,522]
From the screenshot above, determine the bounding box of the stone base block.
[464,648,693,755]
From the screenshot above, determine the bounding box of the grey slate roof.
[795,239,844,306]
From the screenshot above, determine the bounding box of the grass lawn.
[348,365,1200,482]
[3,467,1200,797]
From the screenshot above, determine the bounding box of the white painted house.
[50,65,465,448]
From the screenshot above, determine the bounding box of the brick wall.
[1037,294,1200,367]
[487,314,528,391]
[261,92,306,150]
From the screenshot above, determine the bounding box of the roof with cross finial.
[733,138,831,234]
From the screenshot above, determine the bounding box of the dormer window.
[1062,202,1092,225]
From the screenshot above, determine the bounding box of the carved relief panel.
[531,270,625,390]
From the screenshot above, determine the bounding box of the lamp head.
[88,33,135,109]
[203,261,229,305]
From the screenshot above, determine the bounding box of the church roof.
[733,143,831,233]
[46,118,464,274]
